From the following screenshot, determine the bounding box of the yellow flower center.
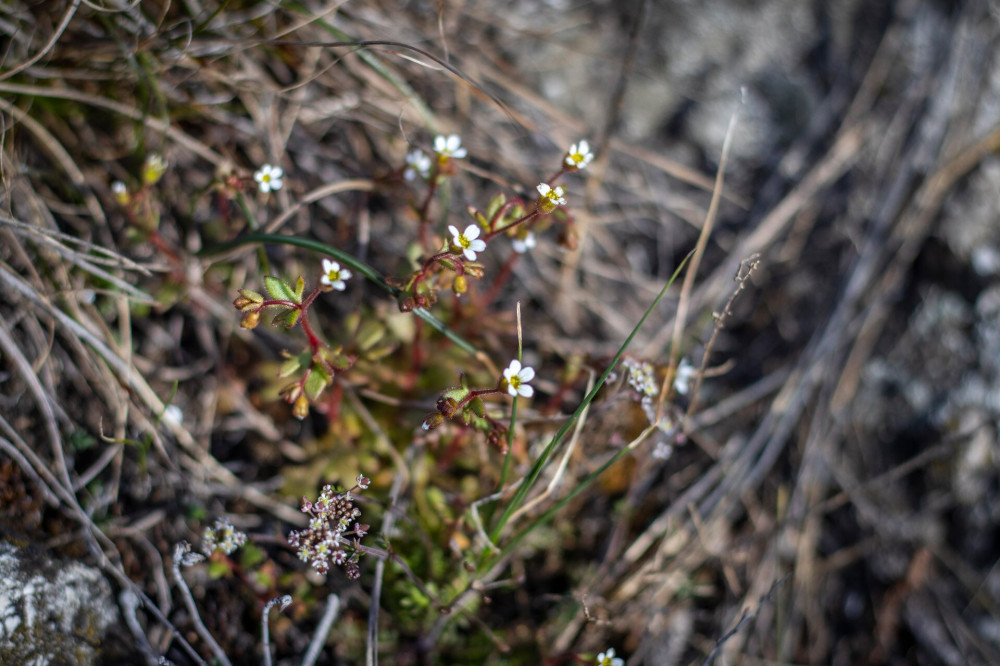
[509,376,521,390]
[327,269,340,282]
[458,235,470,249]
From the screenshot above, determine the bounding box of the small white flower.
[321,258,352,291]
[674,358,696,395]
[254,164,284,193]
[512,232,536,254]
[356,475,371,490]
[434,134,467,159]
[163,404,184,426]
[111,180,127,197]
[565,140,594,170]
[502,359,535,398]
[404,149,432,181]
[652,439,674,461]
[536,182,566,207]
[596,648,624,666]
[448,224,487,261]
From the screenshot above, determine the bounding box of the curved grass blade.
[487,253,691,546]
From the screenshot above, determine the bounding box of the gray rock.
[0,540,120,666]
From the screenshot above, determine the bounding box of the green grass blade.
[487,253,691,545]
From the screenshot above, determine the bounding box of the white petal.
[448,225,460,239]
[339,268,352,280]
[470,239,486,253]
[517,366,535,383]
[506,383,518,396]
[507,360,521,375]
[435,136,447,152]
[517,384,534,398]
[446,135,460,152]
[271,166,283,178]
[463,248,477,261]
[463,225,480,240]
[536,183,550,196]
[322,258,336,273]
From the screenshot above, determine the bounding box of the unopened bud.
[399,297,415,313]
[111,181,130,205]
[437,397,459,418]
[240,311,260,329]
[293,395,310,420]
[233,289,264,312]
[453,275,467,295]
[463,263,484,279]
[421,413,445,430]
[142,154,168,186]
[558,226,579,251]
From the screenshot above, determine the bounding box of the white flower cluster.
[201,517,247,556]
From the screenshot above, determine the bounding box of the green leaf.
[356,319,385,351]
[271,308,301,328]
[294,276,306,301]
[264,276,300,304]
[279,350,309,378]
[303,365,332,401]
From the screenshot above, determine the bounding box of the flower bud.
[293,395,310,420]
[437,397,459,418]
[233,289,264,312]
[111,181,130,206]
[453,275,467,295]
[142,154,168,186]
[399,297,415,313]
[240,311,260,329]
[421,413,445,430]
[463,263,485,279]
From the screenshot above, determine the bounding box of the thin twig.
[172,543,230,666]
[302,593,341,666]
[261,595,292,666]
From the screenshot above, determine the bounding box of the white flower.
[254,164,284,193]
[321,258,352,291]
[596,648,624,666]
[565,140,594,170]
[652,439,674,461]
[536,182,566,207]
[404,149,432,181]
[163,404,184,426]
[674,358,696,395]
[512,232,536,254]
[448,224,487,261]
[356,475,371,489]
[434,134,467,159]
[502,359,535,398]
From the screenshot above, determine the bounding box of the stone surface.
[0,540,120,666]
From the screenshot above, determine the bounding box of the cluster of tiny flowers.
[286,477,370,578]
[596,648,624,666]
[622,357,658,397]
[652,439,674,461]
[254,164,284,193]
[201,517,247,556]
